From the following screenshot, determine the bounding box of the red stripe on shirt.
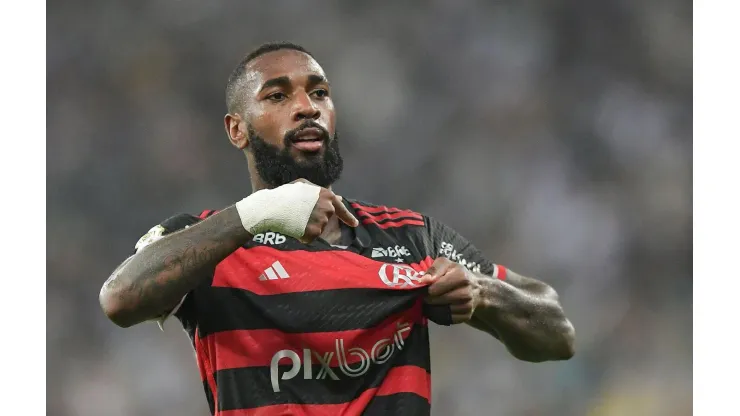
[326,365,431,415]
[198,209,220,219]
[376,364,431,400]
[350,203,425,227]
[204,303,425,371]
[218,403,346,416]
[407,256,434,273]
[350,203,420,216]
[212,247,429,295]
[355,209,423,222]
[194,327,219,410]
[217,366,430,416]
[365,218,426,229]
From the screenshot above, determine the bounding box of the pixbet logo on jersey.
[269,322,412,393]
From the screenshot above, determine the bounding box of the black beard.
[248,124,344,188]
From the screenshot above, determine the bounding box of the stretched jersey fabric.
[136,198,507,416]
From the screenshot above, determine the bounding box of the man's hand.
[289,179,359,244]
[420,257,575,361]
[236,178,359,244]
[420,257,482,324]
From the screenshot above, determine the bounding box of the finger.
[426,271,469,297]
[300,223,323,244]
[425,286,473,304]
[419,258,455,284]
[332,195,359,227]
[449,303,474,314]
[425,294,458,305]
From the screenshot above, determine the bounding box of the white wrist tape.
[235,182,321,238]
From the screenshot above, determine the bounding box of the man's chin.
[289,145,325,161]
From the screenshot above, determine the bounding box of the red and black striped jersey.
[137,198,507,416]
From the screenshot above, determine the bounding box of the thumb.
[419,258,453,284]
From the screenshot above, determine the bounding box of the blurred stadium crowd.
[47,1,691,415]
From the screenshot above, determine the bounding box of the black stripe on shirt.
[363,393,431,416]
[195,287,423,338]
[201,379,216,415]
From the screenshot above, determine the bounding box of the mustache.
[284,121,331,143]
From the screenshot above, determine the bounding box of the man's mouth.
[290,128,325,152]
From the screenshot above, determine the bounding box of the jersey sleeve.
[133,212,207,330]
[423,216,507,280]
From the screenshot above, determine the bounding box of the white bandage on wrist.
[235,182,321,238]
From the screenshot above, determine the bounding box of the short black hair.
[225,42,314,114]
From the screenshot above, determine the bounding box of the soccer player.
[99,42,575,416]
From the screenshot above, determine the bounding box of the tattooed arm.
[467,269,575,362]
[100,181,358,328]
[99,206,252,328]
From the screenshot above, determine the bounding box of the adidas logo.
[258,261,290,281]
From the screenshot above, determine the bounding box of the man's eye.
[267,92,286,101]
[312,89,329,98]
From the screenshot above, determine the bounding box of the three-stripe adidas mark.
[258,261,290,281]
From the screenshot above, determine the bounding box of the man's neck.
[320,215,343,245]
[249,177,333,194]
[249,177,270,193]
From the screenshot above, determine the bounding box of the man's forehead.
[243,50,326,90]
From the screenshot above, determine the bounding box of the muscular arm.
[469,270,575,362]
[99,206,252,328]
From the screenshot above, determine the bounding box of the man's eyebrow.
[258,74,330,94]
[307,74,330,88]
[258,76,291,93]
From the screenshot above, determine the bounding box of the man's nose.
[292,92,321,121]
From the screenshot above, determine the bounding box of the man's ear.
[224,113,249,149]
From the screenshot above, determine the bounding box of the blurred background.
[47,1,692,415]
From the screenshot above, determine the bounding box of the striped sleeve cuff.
[492,264,507,280]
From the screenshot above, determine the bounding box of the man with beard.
[99,42,575,416]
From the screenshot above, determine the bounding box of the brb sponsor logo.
[439,241,482,273]
[269,322,411,393]
[252,232,287,245]
[378,264,423,288]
